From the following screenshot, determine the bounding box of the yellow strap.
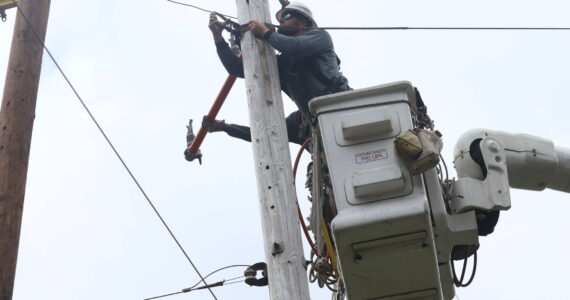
[321,221,339,278]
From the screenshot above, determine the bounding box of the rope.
[12,2,217,299]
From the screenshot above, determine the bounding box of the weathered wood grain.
[235,0,311,299]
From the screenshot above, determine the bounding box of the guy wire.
[12,1,218,299]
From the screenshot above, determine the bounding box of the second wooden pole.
[0,0,51,299]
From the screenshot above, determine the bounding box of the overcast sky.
[1,0,569,299]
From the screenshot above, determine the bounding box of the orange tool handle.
[187,75,237,155]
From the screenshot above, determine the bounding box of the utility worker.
[204,1,350,146]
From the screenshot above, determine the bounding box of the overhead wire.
[184,264,250,291]
[167,1,570,31]
[300,26,570,31]
[166,0,237,19]
[12,2,217,299]
[145,277,245,300]
[145,290,185,300]
[144,265,250,300]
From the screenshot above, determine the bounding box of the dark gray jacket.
[215,28,349,144]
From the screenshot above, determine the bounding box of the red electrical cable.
[292,139,311,180]
[292,139,319,256]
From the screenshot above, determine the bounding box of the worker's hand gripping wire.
[208,12,226,42]
[211,11,246,46]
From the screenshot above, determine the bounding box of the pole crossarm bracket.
[0,0,18,9]
[0,0,18,21]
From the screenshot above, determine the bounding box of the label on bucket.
[355,149,388,164]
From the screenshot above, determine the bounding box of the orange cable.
[292,139,318,256]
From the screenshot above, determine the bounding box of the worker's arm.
[264,29,332,59]
[215,41,245,78]
[283,110,310,145]
[247,20,332,58]
[209,13,245,77]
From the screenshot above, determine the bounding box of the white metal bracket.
[451,137,511,213]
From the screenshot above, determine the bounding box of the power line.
[145,279,246,300]
[317,26,570,31]
[168,0,570,31]
[184,264,251,291]
[12,2,218,299]
[166,0,237,19]
[145,264,250,300]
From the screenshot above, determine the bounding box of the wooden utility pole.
[235,0,311,299]
[0,0,51,299]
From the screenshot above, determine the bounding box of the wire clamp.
[184,119,203,164]
[244,262,268,287]
[214,11,243,47]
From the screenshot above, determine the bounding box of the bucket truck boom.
[307,81,569,300]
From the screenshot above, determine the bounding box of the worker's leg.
[285,110,309,145]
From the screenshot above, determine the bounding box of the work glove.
[248,20,271,38]
[208,12,226,42]
[202,116,225,132]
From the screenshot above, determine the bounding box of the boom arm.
[454,129,570,193]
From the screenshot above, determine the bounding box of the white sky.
[1,0,569,299]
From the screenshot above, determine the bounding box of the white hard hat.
[276,1,318,28]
